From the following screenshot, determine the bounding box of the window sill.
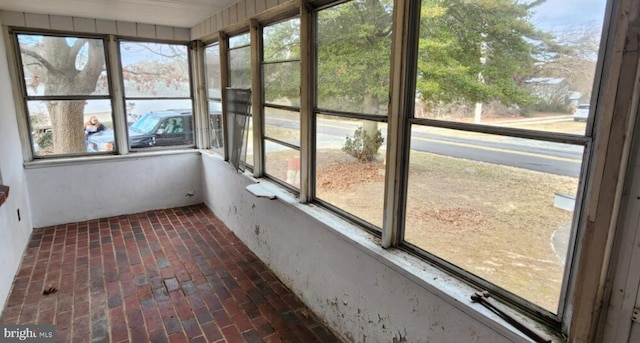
[0,185,9,207]
[244,180,563,342]
[23,149,202,169]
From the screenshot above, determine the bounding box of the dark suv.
[87,110,194,152]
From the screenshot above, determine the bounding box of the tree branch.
[69,38,88,59]
[20,48,59,74]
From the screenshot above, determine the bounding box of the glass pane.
[205,44,222,99]
[120,100,193,151]
[264,61,300,106]
[229,33,250,48]
[229,46,251,88]
[263,18,300,61]
[265,141,300,188]
[405,126,583,313]
[316,115,387,227]
[245,118,254,168]
[209,100,224,150]
[265,107,300,146]
[414,0,606,135]
[120,42,190,97]
[17,34,109,96]
[28,100,113,156]
[126,99,193,120]
[316,0,392,115]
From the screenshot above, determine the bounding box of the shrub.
[36,131,53,150]
[342,126,384,162]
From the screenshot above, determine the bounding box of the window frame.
[299,0,616,332]
[381,0,605,328]
[260,16,303,191]
[224,29,256,172]
[310,0,394,233]
[11,29,115,159]
[9,28,198,160]
[204,41,224,153]
[117,38,196,152]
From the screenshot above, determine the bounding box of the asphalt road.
[265,116,584,178]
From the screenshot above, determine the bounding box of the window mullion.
[5,28,33,161]
[219,32,230,162]
[191,40,209,149]
[250,20,264,177]
[299,1,314,203]
[108,35,128,155]
[381,0,419,248]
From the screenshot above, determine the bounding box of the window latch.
[471,291,552,343]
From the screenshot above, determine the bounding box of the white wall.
[25,152,203,228]
[202,153,533,343]
[0,17,34,311]
[190,0,289,39]
[0,11,190,40]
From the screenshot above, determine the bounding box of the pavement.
[551,223,572,265]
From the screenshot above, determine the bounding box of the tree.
[416,0,555,110]
[532,25,600,104]
[317,0,393,162]
[262,19,301,106]
[264,0,556,132]
[20,36,105,154]
[316,0,393,115]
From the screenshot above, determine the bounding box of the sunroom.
[1,0,639,342]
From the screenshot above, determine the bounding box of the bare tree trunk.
[362,94,379,140]
[34,37,105,154]
[48,101,86,154]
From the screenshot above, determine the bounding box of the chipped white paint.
[202,154,529,343]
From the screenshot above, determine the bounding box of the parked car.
[87,109,194,152]
[573,104,590,122]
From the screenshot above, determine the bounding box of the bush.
[342,126,384,162]
[36,131,53,150]
[524,101,574,114]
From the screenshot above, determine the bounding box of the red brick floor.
[0,205,340,343]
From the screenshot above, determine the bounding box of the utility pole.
[474,36,487,124]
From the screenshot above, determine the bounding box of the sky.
[530,0,607,32]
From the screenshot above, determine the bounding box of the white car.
[573,104,590,121]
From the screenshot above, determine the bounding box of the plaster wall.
[0,16,34,310]
[25,152,203,228]
[201,153,523,343]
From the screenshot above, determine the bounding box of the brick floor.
[0,205,340,343]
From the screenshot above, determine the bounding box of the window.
[204,43,223,152]
[262,18,301,188]
[14,32,112,157]
[228,33,251,88]
[227,32,253,167]
[399,0,607,319]
[314,0,393,229]
[119,40,193,151]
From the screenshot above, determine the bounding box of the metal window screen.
[225,88,252,172]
